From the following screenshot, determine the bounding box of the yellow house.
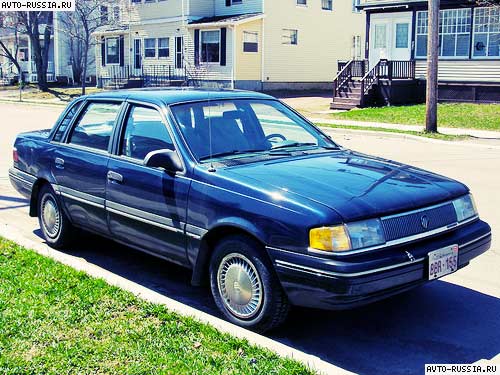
[93,0,365,90]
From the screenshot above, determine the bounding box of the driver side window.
[121,105,174,160]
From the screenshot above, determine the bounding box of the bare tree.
[17,12,54,92]
[425,0,440,133]
[59,0,122,95]
[0,13,24,84]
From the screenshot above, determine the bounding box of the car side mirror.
[144,149,183,173]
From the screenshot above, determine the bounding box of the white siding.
[415,60,500,83]
[263,0,365,82]
[189,0,215,17]
[215,0,263,16]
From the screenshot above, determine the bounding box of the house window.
[473,7,500,58]
[352,35,362,59]
[231,0,242,4]
[416,9,471,58]
[131,0,141,3]
[297,0,306,6]
[374,24,387,48]
[158,37,169,58]
[201,30,220,63]
[106,37,119,64]
[100,6,108,24]
[113,6,120,22]
[19,47,29,62]
[144,38,156,58]
[282,29,298,45]
[352,0,361,13]
[322,0,332,11]
[243,31,258,52]
[395,23,409,48]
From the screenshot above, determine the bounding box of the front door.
[392,18,412,61]
[175,36,184,75]
[369,12,412,67]
[105,103,190,266]
[53,100,123,235]
[134,39,142,73]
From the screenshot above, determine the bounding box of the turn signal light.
[309,225,351,252]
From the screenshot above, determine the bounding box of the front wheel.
[37,184,75,249]
[209,235,289,332]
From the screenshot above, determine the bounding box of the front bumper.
[267,219,491,310]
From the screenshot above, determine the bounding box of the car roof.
[84,88,275,106]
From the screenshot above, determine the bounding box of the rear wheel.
[38,184,74,248]
[209,235,289,332]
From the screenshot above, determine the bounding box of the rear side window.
[53,101,82,142]
[121,106,174,160]
[69,102,121,151]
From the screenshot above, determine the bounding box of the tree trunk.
[425,0,440,133]
[81,43,88,95]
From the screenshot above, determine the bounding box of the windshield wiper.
[270,142,317,151]
[199,149,268,161]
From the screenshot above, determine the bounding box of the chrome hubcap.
[41,194,60,238]
[217,253,263,319]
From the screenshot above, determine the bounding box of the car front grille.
[381,202,457,242]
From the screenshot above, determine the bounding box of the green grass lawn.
[330,103,500,131]
[0,238,312,375]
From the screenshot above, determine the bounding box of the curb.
[310,117,500,140]
[0,98,66,107]
[0,223,353,375]
[319,126,500,151]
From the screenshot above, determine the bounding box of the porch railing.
[333,59,353,98]
[338,60,368,78]
[360,61,382,99]
[100,64,188,89]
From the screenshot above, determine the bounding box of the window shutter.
[101,37,106,66]
[220,27,227,66]
[119,35,124,67]
[194,29,200,66]
[226,0,231,6]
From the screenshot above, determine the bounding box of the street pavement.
[0,102,499,375]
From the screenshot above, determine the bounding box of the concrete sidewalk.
[310,117,500,139]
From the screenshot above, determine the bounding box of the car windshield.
[170,99,338,161]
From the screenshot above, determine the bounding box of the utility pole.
[425,0,440,133]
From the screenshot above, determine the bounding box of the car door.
[53,100,123,235]
[105,102,191,266]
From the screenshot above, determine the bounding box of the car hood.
[223,150,468,222]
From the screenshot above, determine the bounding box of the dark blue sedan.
[9,89,491,332]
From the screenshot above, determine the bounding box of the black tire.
[37,184,75,249]
[209,235,289,333]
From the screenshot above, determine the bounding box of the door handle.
[55,157,65,169]
[107,171,123,183]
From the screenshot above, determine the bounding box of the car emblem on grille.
[421,215,429,229]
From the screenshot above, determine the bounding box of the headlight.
[453,194,478,222]
[346,218,386,250]
[309,219,385,253]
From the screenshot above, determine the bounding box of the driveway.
[1,102,499,375]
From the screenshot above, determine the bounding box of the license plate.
[428,245,459,280]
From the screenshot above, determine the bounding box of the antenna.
[207,91,216,172]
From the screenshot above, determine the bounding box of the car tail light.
[13,148,19,163]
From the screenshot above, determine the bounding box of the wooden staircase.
[331,79,365,110]
[330,59,416,110]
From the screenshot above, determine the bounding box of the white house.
[93,0,366,90]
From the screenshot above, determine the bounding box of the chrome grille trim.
[381,202,457,241]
